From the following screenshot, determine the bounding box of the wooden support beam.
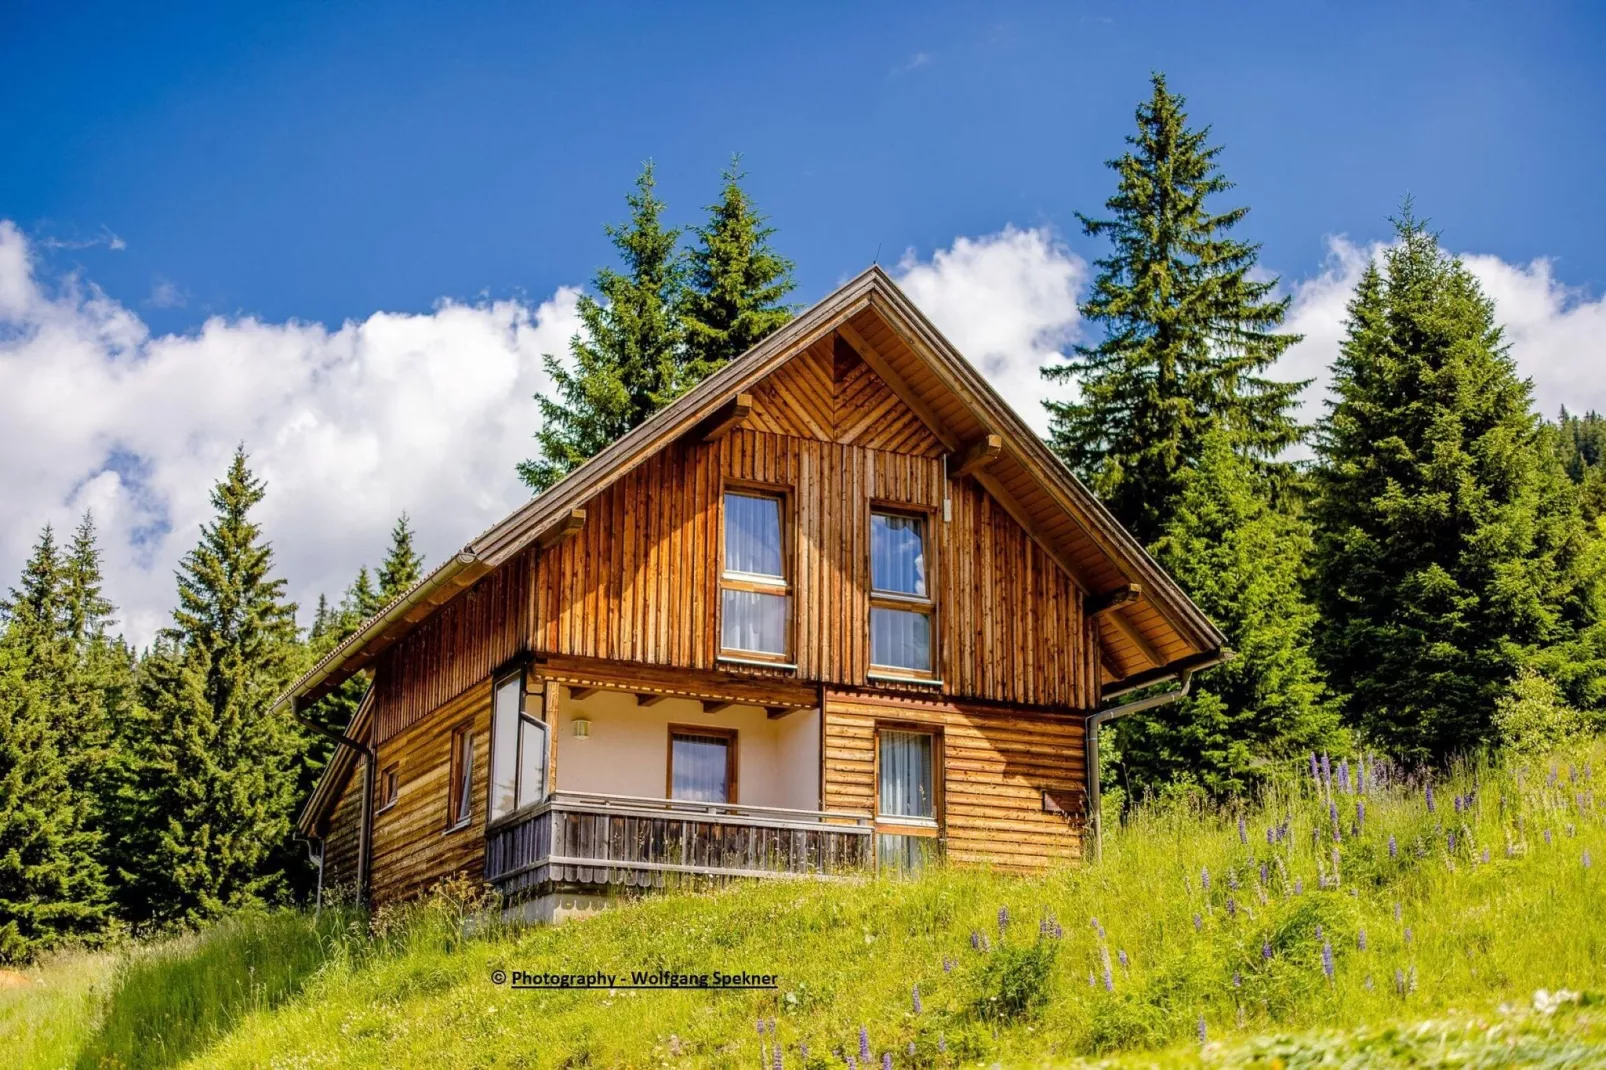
[635,692,669,707]
[568,686,598,701]
[766,705,806,719]
[695,393,753,442]
[834,322,959,451]
[949,434,1002,479]
[535,508,586,551]
[1105,608,1162,671]
[1088,583,1142,618]
[701,700,737,715]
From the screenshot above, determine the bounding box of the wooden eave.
[274,265,1225,718]
[295,686,375,836]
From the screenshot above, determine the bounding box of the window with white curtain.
[870,510,934,674]
[489,671,549,822]
[670,729,736,803]
[721,490,790,660]
[877,727,938,873]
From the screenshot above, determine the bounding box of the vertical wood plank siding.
[822,689,1087,870]
[368,686,492,903]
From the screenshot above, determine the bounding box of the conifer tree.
[121,448,302,923]
[377,513,425,602]
[1115,431,1344,797]
[678,156,796,382]
[520,163,685,492]
[1044,73,1305,546]
[1310,211,1603,761]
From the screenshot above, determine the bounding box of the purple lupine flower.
[937,1034,946,1055]
[1228,869,1239,891]
[801,1043,809,1062]
[1546,828,1553,845]
[1266,826,1275,846]
[1118,948,1129,970]
[1321,941,1335,981]
[1294,878,1304,895]
[1193,913,1203,932]
[1570,764,1578,784]
[1198,1015,1208,1045]
[847,1056,857,1070]
[1357,800,1366,831]
[1481,847,1490,864]
[1310,752,1320,781]
[775,1044,784,1070]
[758,1019,767,1036]
[1101,946,1114,991]
[1549,765,1559,786]
[1259,863,1269,886]
[1357,928,1368,951]
[769,1020,776,1037]
[1262,940,1273,960]
[970,930,980,951]
[859,1026,870,1062]
[1201,866,1211,892]
[1314,923,1323,940]
[1453,794,1463,815]
[882,1054,891,1070]
[1321,753,1332,785]
[998,905,1010,932]
[1091,916,1105,940]
[912,984,922,1013]
[1226,896,1237,917]
[1339,759,1351,793]
[1389,834,1398,859]
[1506,842,1516,859]
[1239,815,1248,844]
[1404,926,1413,944]
[943,956,954,973]
[1395,968,1406,996]
[1232,970,1241,988]
[1330,802,1342,842]
[1426,783,1436,812]
[1447,830,1457,851]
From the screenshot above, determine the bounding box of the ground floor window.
[876,726,939,873]
[669,726,737,804]
[447,723,474,829]
[490,670,549,821]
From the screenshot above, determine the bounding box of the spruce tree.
[1044,73,1305,547]
[377,513,425,602]
[1116,431,1344,797]
[1310,211,1603,762]
[678,156,796,382]
[122,448,302,923]
[520,162,685,492]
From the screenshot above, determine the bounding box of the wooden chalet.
[286,266,1227,920]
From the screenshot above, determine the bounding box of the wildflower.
[1294,878,1304,895]
[1481,848,1490,864]
[1232,970,1241,988]
[1545,829,1553,845]
[1239,815,1248,844]
[1389,834,1398,859]
[1259,863,1269,886]
[1101,946,1114,991]
[1198,1015,1208,1045]
[1570,764,1578,784]
[775,1046,784,1070]
[1193,913,1203,932]
[943,956,954,973]
[1054,922,1064,939]
[1357,928,1368,951]
[758,1019,767,1036]
[859,1026,870,1062]
[801,1043,809,1062]
[1315,923,1323,941]
[1358,760,1367,794]
[1266,826,1275,846]
[970,931,980,951]
[1585,850,1593,870]
[1118,949,1130,970]
[847,1057,857,1070]
[1226,897,1236,917]
[883,1054,892,1070]
[1394,968,1406,996]
[1322,941,1335,981]
[1394,901,1401,923]
[1091,916,1105,940]
[1454,794,1463,815]
[998,906,1010,932]
[1339,759,1351,793]
[912,984,922,1013]
[1228,868,1239,891]
[1262,940,1273,961]
[1357,800,1366,831]
[1202,866,1211,892]
[1426,783,1436,812]
[1310,752,1320,781]
[769,1020,776,1037]
[1506,843,1516,859]
[1321,753,1332,785]
[1448,830,1457,851]
[1404,927,1413,945]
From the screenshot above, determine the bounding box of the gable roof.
[276,266,1226,719]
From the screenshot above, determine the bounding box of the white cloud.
[0,221,581,646]
[889,52,933,76]
[894,226,1087,435]
[1282,236,1606,434]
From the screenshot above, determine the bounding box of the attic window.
[720,490,790,661]
[869,510,934,676]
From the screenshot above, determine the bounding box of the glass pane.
[871,513,926,596]
[671,733,731,803]
[517,716,548,809]
[455,731,474,824]
[490,676,520,820]
[877,833,937,874]
[879,730,935,819]
[724,493,783,578]
[871,607,932,672]
[721,588,788,656]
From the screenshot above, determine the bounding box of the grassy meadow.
[7,742,1606,1068]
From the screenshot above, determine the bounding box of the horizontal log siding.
[320,776,363,901]
[368,685,492,904]
[370,549,531,744]
[822,689,1087,871]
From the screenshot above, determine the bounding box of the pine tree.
[678,156,796,382]
[121,448,303,923]
[1115,431,1344,797]
[377,513,425,602]
[1044,73,1306,547]
[1310,210,1603,762]
[519,162,685,492]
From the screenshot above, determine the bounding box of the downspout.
[293,702,378,910]
[1082,670,1195,860]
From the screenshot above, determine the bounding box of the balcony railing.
[484,791,874,897]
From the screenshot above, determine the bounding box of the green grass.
[7,743,1606,1068]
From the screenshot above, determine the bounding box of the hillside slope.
[9,744,1606,1068]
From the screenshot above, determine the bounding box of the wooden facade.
[293,268,1225,910]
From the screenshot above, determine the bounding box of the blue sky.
[6,0,1603,329]
[4,1,1605,642]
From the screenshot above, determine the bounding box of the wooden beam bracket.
[949,433,1002,479]
[1088,582,1142,618]
[635,692,670,707]
[568,686,598,701]
[694,393,754,442]
[535,508,586,551]
[701,700,737,715]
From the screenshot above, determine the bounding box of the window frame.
[665,724,740,805]
[488,668,551,823]
[867,504,939,680]
[445,721,475,832]
[378,764,399,813]
[873,722,942,873]
[718,483,794,665]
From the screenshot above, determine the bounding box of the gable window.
[870,510,934,676]
[489,671,549,822]
[447,723,474,830]
[721,490,790,661]
[876,727,940,872]
[669,727,737,804]
[378,765,399,812]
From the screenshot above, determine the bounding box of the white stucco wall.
[553,688,821,811]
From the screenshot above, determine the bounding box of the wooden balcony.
[484,791,874,897]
